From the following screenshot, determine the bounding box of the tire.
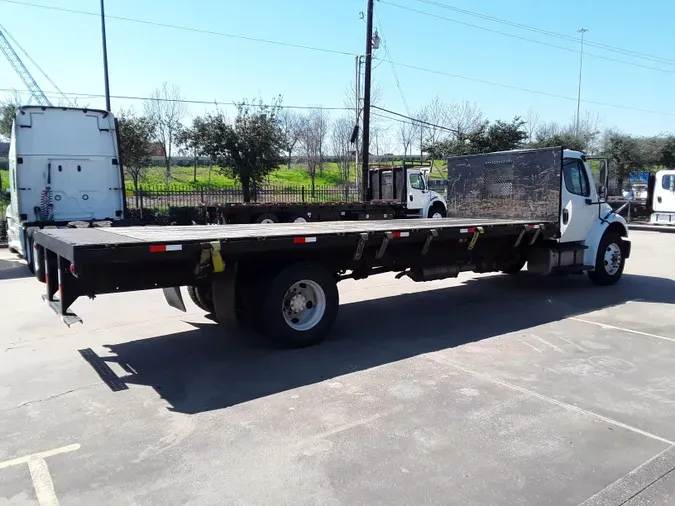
[187,284,215,313]
[256,262,339,348]
[502,258,526,275]
[428,204,446,219]
[289,213,310,223]
[255,213,279,224]
[24,235,35,274]
[588,232,625,286]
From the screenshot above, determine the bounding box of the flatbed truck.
[32,147,631,348]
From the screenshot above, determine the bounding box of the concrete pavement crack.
[6,382,103,412]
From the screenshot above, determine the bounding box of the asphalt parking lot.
[0,229,674,505]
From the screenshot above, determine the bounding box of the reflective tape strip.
[391,231,410,238]
[293,237,317,244]
[460,228,476,234]
[149,244,183,252]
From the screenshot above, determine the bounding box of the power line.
[372,105,458,133]
[0,0,357,57]
[411,0,675,66]
[381,0,675,74]
[374,11,412,117]
[378,57,675,117]
[0,87,352,111]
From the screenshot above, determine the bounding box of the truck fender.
[423,196,447,218]
[583,214,630,267]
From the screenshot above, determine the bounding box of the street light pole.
[575,27,589,138]
[361,0,374,201]
[100,0,111,111]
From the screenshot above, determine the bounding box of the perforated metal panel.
[446,147,562,222]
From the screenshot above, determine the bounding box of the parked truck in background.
[202,161,448,224]
[32,146,630,348]
[5,106,126,271]
[647,169,675,225]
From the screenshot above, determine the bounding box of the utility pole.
[100,0,111,111]
[354,55,362,195]
[575,27,589,138]
[361,0,374,201]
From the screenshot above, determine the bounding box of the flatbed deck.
[35,217,556,264]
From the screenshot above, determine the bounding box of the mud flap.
[212,261,239,328]
[163,287,186,312]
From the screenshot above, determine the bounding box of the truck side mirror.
[597,185,607,201]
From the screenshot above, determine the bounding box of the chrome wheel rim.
[604,243,622,276]
[431,212,443,219]
[293,217,308,223]
[282,279,326,331]
[259,218,276,224]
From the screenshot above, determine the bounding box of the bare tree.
[143,82,188,185]
[278,109,301,169]
[447,100,485,139]
[397,120,417,160]
[332,115,355,199]
[524,107,540,145]
[298,112,321,197]
[418,96,449,157]
[314,108,330,176]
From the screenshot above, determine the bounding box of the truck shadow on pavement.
[0,258,32,280]
[95,273,675,414]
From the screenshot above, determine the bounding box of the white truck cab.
[5,106,125,270]
[407,167,447,218]
[648,169,675,225]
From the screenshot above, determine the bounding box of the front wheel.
[588,232,625,286]
[428,204,447,219]
[187,284,215,313]
[255,262,339,348]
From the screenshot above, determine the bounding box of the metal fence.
[125,184,361,210]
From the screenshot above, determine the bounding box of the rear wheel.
[255,262,339,348]
[255,213,279,224]
[187,284,215,313]
[289,213,310,223]
[588,232,625,286]
[502,258,526,275]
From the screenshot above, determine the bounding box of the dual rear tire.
[188,262,338,348]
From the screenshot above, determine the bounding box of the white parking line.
[571,318,675,343]
[426,355,675,446]
[0,444,80,506]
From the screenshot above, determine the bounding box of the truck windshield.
[662,174,675,191]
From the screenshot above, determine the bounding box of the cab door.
[559,158,597,243]
[653,171,675,212]
[407,171,426,211]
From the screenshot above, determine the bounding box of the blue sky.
[1,0,674,141]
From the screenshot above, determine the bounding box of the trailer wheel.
[588,232,625,286]
[255,213,279,224]
[257,262,339,348]
[187,284,215,313]
[428,204,446,219]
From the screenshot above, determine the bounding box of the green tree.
[197,98,284,202]
[660,136,675,168]
[0,95,21,141]
[425,117,526,158]
[177,120,206,183]
[603,133,645,189]
[534,133,586,152]
[117,111,153,196]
